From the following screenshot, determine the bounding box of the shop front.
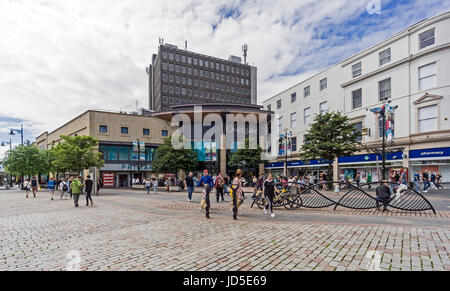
[100,163,153,188]
[409,147,450,184]
[338,151,404,182]
[265,159,329,178]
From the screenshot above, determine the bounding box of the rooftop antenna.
[242,44,248,65]
[185,40,187,50]
[159,37,164,45]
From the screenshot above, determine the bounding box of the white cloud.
[0,0,449,145]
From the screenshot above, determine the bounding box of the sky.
[1,0,450,157]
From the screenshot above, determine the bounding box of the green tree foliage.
[152,137,198,174]
[50,135,104,174]
[228,138,262,171]
[299,111,361,186]
[3,144,50,177]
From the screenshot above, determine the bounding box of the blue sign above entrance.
[409,147,450,160]
[338,151,403,164]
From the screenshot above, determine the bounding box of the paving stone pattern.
[0,190,449,271]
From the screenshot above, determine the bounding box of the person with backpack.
[31,177,38,197]
[215,173,225,202]
[71,176,83,207]
[60,179,69,199]
[48,177,56,200]
[84,175,94,206]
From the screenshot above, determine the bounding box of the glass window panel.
[419,118,437,133]
[118,146,130,161]
[419,105,437,120]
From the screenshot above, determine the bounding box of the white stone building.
[263,11,450,184]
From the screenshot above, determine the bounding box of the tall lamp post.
[9,124,24,188]
[280,129,292,177]
[1,139,12,187]
[368,103,398,181]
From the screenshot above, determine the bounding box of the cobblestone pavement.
[0,188,449,271]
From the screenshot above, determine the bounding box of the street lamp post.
[1,139,12,187]
[368,103,398,181]
[9,124,24,188]
[281,129,292,177]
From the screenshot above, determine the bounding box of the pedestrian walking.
[196,170,214,189]
[48,177,56,200]
[145,178,151,194]
[71,176,83,207]
[355,172,361,187]
[68,176,73,198]
[200,184,211,219]
[215,173,225,202]
[400,168,408,186]
[262,173,277,218]
[413,170,421,192]
[152,175,158,194]
[197,170,213,219]
[165,178,170,192]
[422,170,430,193]
[185,172,194,202]
[389,171,396,194]
[24,179,31,198]
[223,175,230,195]
[367,172,372,189]
[435,172,443,189]
[231,169,245,220]
[31,177,38,197]
[84,175,94,206]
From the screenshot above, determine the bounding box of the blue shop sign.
[409,147,450,160]
[265,159,328,169]
[338,151,403,164]
[265,162,284,169]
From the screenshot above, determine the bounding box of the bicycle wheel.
[283,195,298,210]
[256,196,267,209]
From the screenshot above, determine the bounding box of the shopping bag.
[200,198,206,210]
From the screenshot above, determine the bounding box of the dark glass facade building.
[147,44,257,112]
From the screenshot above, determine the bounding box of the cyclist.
[263,173,278,218]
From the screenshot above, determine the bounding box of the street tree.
[153,137,198,175]
[50,135,104,174]
[299,111,361,188]
[3,144,51,179]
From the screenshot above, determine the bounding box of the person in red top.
[215,173,225,202]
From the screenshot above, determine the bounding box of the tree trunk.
[327,161,333,190]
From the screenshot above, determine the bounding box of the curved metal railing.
[255,181,436,214]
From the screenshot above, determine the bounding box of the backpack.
[62,183,68,192]
[218,177,224,187]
